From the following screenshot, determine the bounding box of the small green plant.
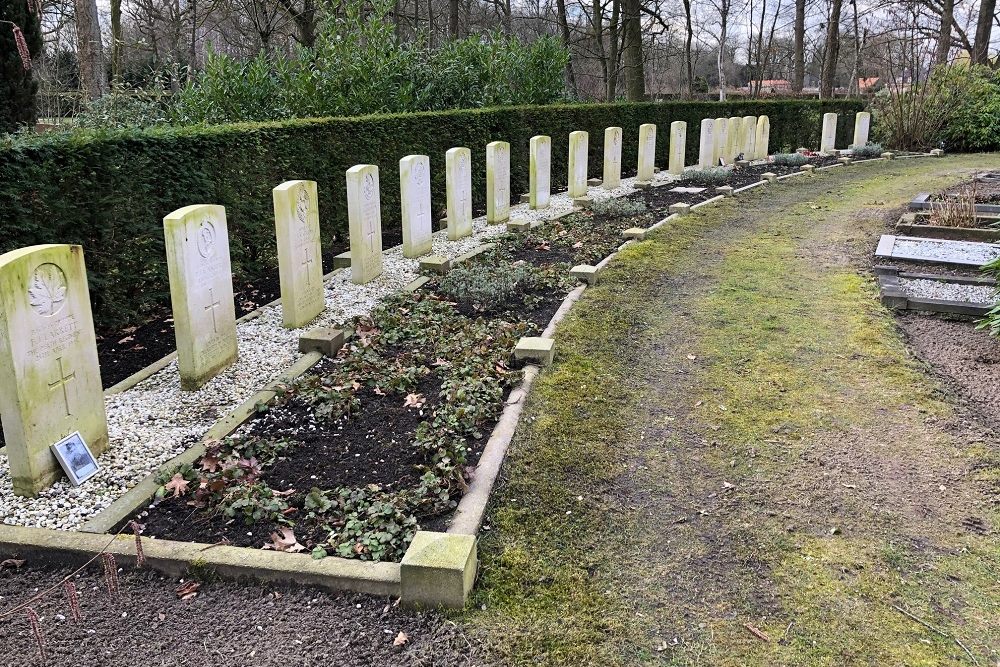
[772,153,809,167]
[591,198,648,217]
[438,261,537,312]
[680,167,732,185]
[849,142,884,159]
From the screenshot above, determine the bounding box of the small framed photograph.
[51,432,100,486]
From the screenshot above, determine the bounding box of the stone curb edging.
[0,524,400,597]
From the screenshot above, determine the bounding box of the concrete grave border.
[876,266,996,316]
[0,151,943,609]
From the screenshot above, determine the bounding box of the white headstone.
[821,112,838,154]
[346,164,383,284]
[668,121,686,175]
[853,111,871,148]
[603,126,623,189]
[740,116,756,159]
[0,244,109,496]
[725,117,741,162]
[713,117,729,166]
[568,130,589,198]
[486,141,510,224]
[273,180,324,329]
[446,147,473,241]
[699,119,716,168]
[637,123,657,182]
[399,155,433,258]
[754,115,770,159]
[529,135,551,209]
[164,204,239,391]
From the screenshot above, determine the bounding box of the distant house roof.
[858,77,880,91]
[757,79,791,89]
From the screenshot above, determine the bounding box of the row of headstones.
[696,115,772,168]
[0,116,782,497]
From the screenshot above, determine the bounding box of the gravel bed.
[891,237,1000,266]
[0,174,673,531]
[897,278,998,305]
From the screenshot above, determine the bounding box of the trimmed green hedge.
[0,99,863,329]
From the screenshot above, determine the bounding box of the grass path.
[463,155,1000,666]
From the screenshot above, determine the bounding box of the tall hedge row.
[0,99,863,330]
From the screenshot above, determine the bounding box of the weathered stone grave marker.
[637,123,657,183]
[699,118,715,168]
[725,117,741,162]
[568,131,589,198]
[668,121,686,175]
[754,115,770,159]
[273,180,325,329]
[529,135,551,209]
[0,244,109,496]
[821,113,838,154]
[446,147,473,241]
[346,164,384,284]
[164,204,239,391]
[486,141,511,224]
[713,117,729,165]
[400,155,434,257]
[853,112,871,148]
[740,116,756,158]
[603,127,623,189]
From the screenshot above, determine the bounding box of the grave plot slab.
[874,235,1000,267]
[878,267,997,316]
[909,191,1000,215]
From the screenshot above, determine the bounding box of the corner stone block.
[587,178,603,187]
[507,220,532,233]
[669,202,691,216]
[881,152,896,160]
[715,186,734,196]
[333,251,351,270]
[419,254,451,275]
[400,531,478,609]
[761,172,778,183]
[514,336,555,366]
[800,164,815,172]
[570,264,599,286]
[623,227,647,240]
[931,148,944,156]
[837,157,852,165]
[519,194,530,204]
[634,181,653,190]
[298,327,345,357]
[573,196,593,209]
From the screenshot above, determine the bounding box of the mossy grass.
[460,155,1000,666]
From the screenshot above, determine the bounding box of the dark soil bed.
[0,562,481,667]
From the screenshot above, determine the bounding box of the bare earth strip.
[466,155,1000,666]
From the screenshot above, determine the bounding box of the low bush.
[590,197,648,216]
[849,142,884,159]
[772,152,808,166]
[437,260,537,311]
[681,167,732,185]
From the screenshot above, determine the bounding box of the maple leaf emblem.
[28,264,68,317]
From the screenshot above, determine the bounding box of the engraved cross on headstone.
[204,288,222,334]
[301,252,314,286]
[48,356,76,416]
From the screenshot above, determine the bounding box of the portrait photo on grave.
[50,431,100,486]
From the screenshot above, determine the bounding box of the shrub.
[681,166,732,185]
[849,142,884,159]
[591,197,647,216]
[437,260,536,311]
[772,152,808,166]
[0,98,863,330]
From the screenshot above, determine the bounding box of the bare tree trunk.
[74,0,107,100]
[848,0,860,96]
[593,0,607,98]
[820,0,842,98]
[683,0,694,97]
[935,0,954,63]
[717,0,730,101]
[449,0,459,37]
[792,0,805,92]
[607,0,621,100]
[556,0,578,96]
[623,0,644,100]
[972,0,995,65]
[110,0,123,85]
